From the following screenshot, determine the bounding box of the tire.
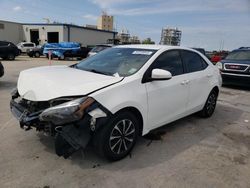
[34,52,40,58]
[93,111,139,161]
[7,53,15,60]
[199,89,218,118]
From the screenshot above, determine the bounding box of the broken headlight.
[39,97,95,125]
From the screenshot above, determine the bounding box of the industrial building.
[160,27,182,46]
[97,12,114,31]
[0,20,116,46]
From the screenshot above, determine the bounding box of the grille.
[224,64,249,72]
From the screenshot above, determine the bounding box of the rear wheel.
[94,111,139,161]
[34,52,40,58]
[7,53,15,60]
[199,89,218,118]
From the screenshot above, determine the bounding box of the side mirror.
[151,69,172,81]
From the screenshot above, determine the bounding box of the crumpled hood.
[17,65,122,101]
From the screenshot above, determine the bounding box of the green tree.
[142,38,155,44]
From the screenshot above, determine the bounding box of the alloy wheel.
[206,93,216,115]
[109,119,136,155]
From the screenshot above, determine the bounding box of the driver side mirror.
[151,69,172,81]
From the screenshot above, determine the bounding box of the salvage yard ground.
[0,56,250,188]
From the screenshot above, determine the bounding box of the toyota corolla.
[10,45,221,161]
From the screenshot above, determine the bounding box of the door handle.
[207,74,212,77]
[181,80,190,85]
[181,80,186,85]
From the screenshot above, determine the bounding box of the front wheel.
[199,90,218,118]
[94,111,139,161]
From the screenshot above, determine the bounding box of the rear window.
[225,50,250,61]
[23,43,35,47]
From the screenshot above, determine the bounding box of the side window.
[0,41,8,47]
[23,43,34,47]
[181,51,206,73]
[152,50,184,76]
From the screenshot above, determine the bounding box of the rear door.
[145,50,189,130]
[180,50,212,113]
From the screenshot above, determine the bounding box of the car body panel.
[0,41,20,59]
[17,65,123,101]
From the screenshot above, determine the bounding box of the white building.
[0,20,117,46]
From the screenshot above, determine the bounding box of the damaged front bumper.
[10,90,111,158]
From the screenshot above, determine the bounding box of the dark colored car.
[0,62,4,77]
[218,47,250,86]
[0,41,20,60]
[63,47,91,60]
[27,45,44,58]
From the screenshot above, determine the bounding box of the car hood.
[17,65,123,101]
[221,59,250,65]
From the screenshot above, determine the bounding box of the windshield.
[226,50,250,61]
[76,47,156,77]
[91,46,110,53]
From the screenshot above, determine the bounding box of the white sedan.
[10,45,221,161]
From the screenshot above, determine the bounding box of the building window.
[0,23,4,29]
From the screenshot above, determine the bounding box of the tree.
[142,38,155,44]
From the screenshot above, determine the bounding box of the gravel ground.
[0,56,250,188]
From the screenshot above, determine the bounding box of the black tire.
[93,111,139,161]
[7,53,15,60]
[199,89,218,118]
[34,52,40,58]
[58,55,65,60]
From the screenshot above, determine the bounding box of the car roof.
[114,44,195,51]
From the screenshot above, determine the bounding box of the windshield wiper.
[88,69,113,76]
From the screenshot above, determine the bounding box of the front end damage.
[10,89,111,158]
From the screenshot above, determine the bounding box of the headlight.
[39,97,95,125]
[216,62,223,70]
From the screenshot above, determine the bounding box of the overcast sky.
[0,0,250,50]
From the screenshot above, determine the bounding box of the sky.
[0,0,250,50]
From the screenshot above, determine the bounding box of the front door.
[145,50,189,130]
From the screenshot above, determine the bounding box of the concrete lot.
[0,56,250,188]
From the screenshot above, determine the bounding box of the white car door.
[144,50,189,130]
[180,50,212,113]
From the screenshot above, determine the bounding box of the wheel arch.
[211,86,219,96]
[114,106,144,136]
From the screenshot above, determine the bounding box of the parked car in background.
[43,42,89,60]
[63,46,91,60]
[17,42,36,53]
[0,62,4,77]
[217,47,250,86]
[10,45,221,161]
[0,41,20,60]
[87,44,113,57]
[27,45,44,58]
